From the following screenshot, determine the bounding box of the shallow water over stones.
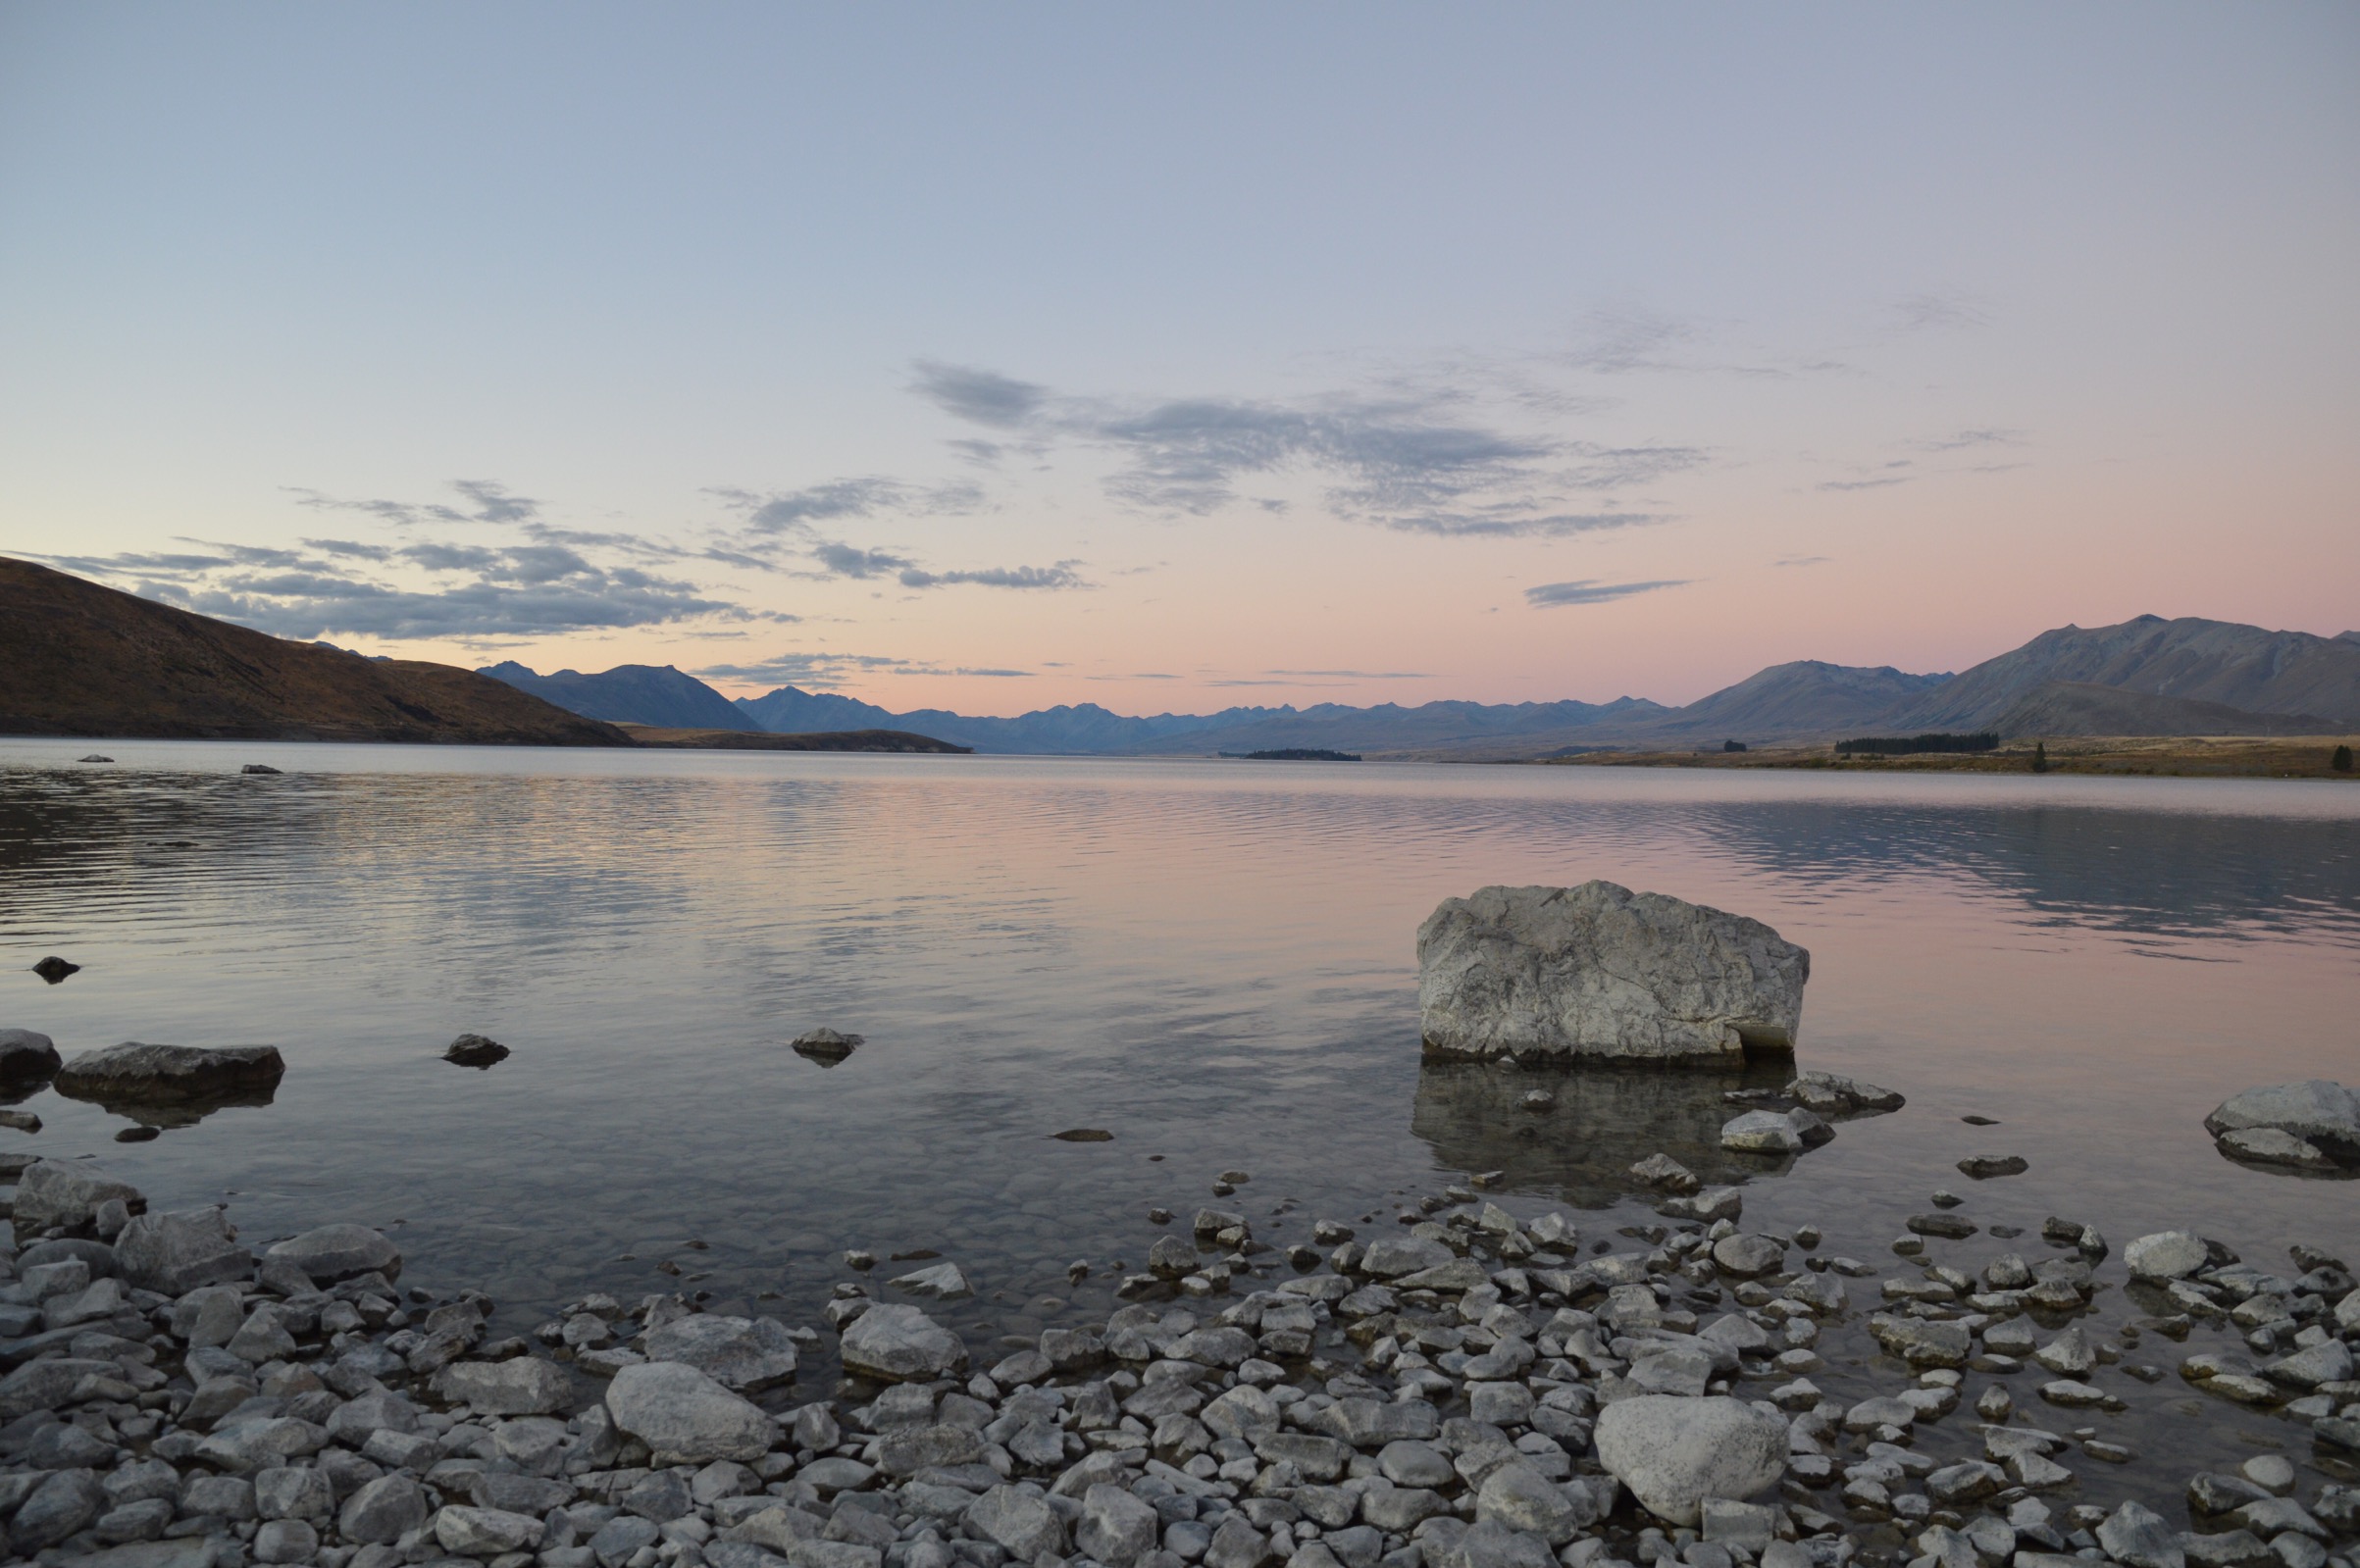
[0,741,2355,1512]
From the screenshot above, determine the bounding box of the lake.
[3,739,2356,1450]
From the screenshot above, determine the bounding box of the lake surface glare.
[3,740,2356,1474]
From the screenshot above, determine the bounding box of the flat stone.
[887,1262,972,1299]
[432,1357,574,1415]
[839,1303,966,1382]
[605,1360,774,1463]
[962,1484,1067,1560]
[2096,1499,2185,1568]
[1416,881,1809,1065]
[11,1159,144,1232]
[1785,1071,1904,1114]
[53,1042,284,1103]
[2125,1230,2210,1281]
[1956,1155,2027,1179]
[639,1315,800,1391]
[265,1224,401,1284]
[1719,1110,1805,1153]
[115,1207,252,1295]
[2203,1080,2360,1165]
[1076,1481,1160,1566]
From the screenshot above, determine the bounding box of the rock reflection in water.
[51,1082,280,1131]
[1410,1057,1799,1204]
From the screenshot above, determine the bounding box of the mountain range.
[486,614,2360,758]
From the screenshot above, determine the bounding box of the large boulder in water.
[1593,1394,1787,1526]
[2203,1081,2360,1169]
[1417,883,1809,1066]
[54,1042,285,1103]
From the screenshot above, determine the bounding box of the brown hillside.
[0,556,631,745]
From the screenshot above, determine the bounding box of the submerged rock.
[54,1041,285,1103]
[1416,882,1809,1066]
[1785,1070,1905,1114]
[441,1033,509,1068]
[792,1027,864,1065]
[240,763,282,775]
[2203,1080,2360,1167]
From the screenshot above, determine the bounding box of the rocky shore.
[3,1135,2356,1568]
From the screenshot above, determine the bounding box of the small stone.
[1957,1155,2027,1179]
[443,1033,510,1068]
[2126,1230,2211,1281]
[839,1302,967,1382]
[2096,1499,2185,1568]
[1052,1128,1114,1140]
[792,1028,863,1064]
[605,1360,774,1463]
[32,955,80,983]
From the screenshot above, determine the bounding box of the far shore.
[1518,734,2360,782]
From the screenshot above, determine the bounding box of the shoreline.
[5,1124,2355,1568]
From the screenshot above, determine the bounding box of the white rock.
[887,1262,973,1299]
[1592,1394,1787,1527]
[605,1361,774,1464]
[838,1303,968,1383]
[1417,882,1808,1066]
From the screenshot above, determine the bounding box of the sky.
[3,4,2356,714]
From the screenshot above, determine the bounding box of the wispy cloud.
[288,479,542,528]
[1524,578,1690,608]
[1264,668,1434,680]
[1889,290,1991,332]
[898,563,1083,590]
[1773,555,1831,569]
[909,360,1704,539]
[693,650,1034,687]
[1817,476,1911,492]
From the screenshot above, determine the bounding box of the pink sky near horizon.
[3,4,2355,716]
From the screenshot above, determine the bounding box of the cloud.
[1890,291,1991,332]
[1773,555,1831,569]
[693,650,1034,688]
[288,479,541,527]
[719,479,909,534]
[1524,578,1690,608]
[897,562,1085,590]
[911,361,1050,429]
[813,541,916,579]
[1917,427,2025,452]
[43,533,751,643]
[1817,477,1911,491]
[913,363,1697,539]
[1264,669,1434,680]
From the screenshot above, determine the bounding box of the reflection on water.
[0,740,2355,1363]
[1409,1059,1808,1201]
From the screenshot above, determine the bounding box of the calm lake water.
[3,739,2357,1480]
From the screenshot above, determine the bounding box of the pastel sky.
[3,4,2355,713]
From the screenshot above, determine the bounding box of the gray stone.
[1206,1515,1274,1568]
[53,1041,285,1102]
[11,1159,144,1232]
[640,1314,800,1391]
[838,1303,967,1383]
[1473,1462,1594,1544]
[251,1519,318,1565]
[1720,1111,1807,1153]
[338,1473,431,1544]
[115,1206,252,1295]
[1784,1071,1904,1113]
[1432,1521,1555,1568]
[590,1515,663,1567]
[2204,1081,2360,1164]
[264,1223,401,1284]
[1711,1234,1784,1277]
[180,1474,256,1521]
[1360,1237,1455,1278]
[2217,1128,2337,1169]
[2096,1500,2185,1568]
[963,1484,1068,1560]
[1416,882,1809,1065]
[604,1359,774,1463]
[327,1387,424,1444]
[254,1465,335,1522]
[435,1504,546,1556]
[1591,1394,1786,1528]
[1202,1384,1281,1439]
[2125,1230,2210,1281]
[12,1468,106,1551]
[433,1356,574,1414]
[887,1262,973,1299]
[0,1027,61,1082]
[195,1415,329,1472]
[1078,1482,1161,1567]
